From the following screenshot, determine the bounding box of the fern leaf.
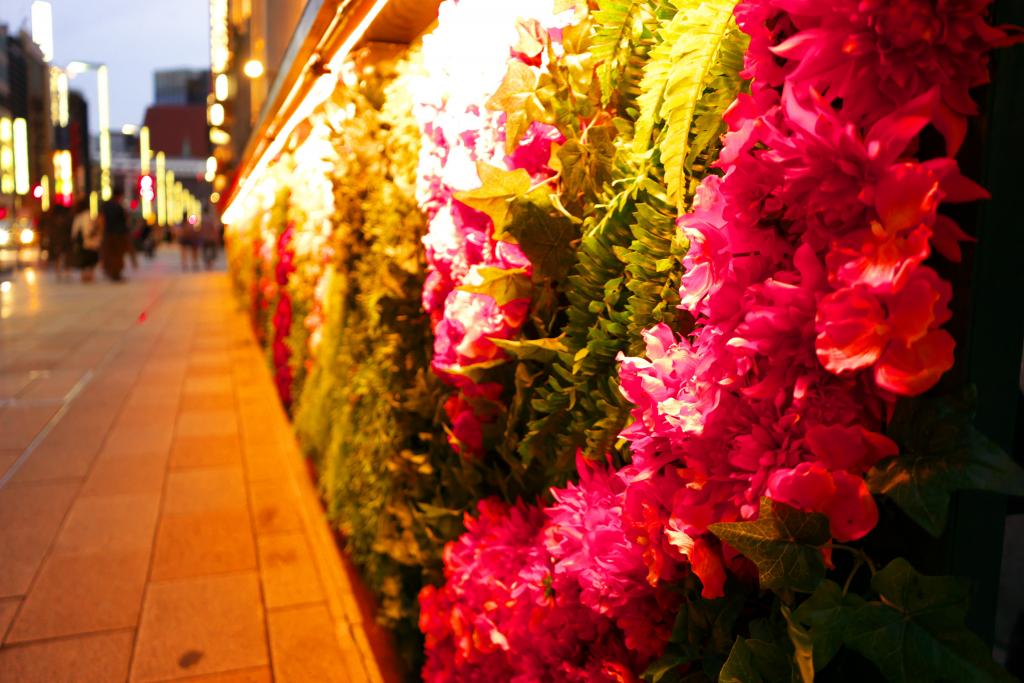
[633,0,745,208]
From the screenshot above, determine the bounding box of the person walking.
[178,217,200,271]
[99,188,130,281]
[199,208,221,269]
[49,204,74,281]
[71,199,101,282]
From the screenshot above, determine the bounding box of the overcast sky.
[1,0,210,131]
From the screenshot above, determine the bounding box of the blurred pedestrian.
[178,216,200,271]
[199,208,221,269]
[99,188,130,281]
[71,198,101,282]
[49,204,74,281]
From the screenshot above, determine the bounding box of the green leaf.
[557,124,617,200]
[491,336,567,363]
[457,266,531,306]
[504,189,578,281]
[842,558,1015,683]
[782,606,814,683]
[868,388,1024,536]
[643,653,687,682]
[486,61,547,153]
[415,503,461,519]
[709,499,830,594]
[792,580,864,671]
[453,162,532,239]
[720,638,763,683]
[632,0,745,208]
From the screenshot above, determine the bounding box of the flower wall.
[224,0,1024,680]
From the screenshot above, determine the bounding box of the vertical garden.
[222,0,1024,680]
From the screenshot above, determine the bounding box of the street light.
[243,59,264,79]
[65,60,112,200]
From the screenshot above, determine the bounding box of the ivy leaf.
[720,638,762,683]
[457,266,531,306]
[512,19,546,62]
[505,188,579,281]
[643,653,687,683]
[492,336,567,363]
[556,126,617,202]
[487,61,547,153]
[709,499,830,594]
[868,388,1024,537]
[843,558,1016,683]
[443,357,507,383]
[454,162,532,239]
[792,580,864,671]
[781,606,814,683]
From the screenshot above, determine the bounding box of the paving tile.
[5,549,150,642]
[0,597,19,641]
[170,434,242,469]
[257,533,324,609]
[175,667,272,683]
[0,404,59,450]
[151,509,256,581]
[102,424,175,457]
[176,410,238,438]
[241,453,286,483]
[163,467,247,515]
[185,371,233,389]
[0,450,19,479]
[18,369,89,401]
[10,439,99,482]
[249,481,303,536]
[80,454,168,497]
[267,604,353,683]
[0,629,134,683]
[0,372,33,399]
[131,572,268,682]
[0,481,79,596]
[52,493,160,555]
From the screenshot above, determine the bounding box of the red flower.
[767,463,879,541]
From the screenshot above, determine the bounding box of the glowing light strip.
[215,73,229,101]
[97,65,111,200]
[0,118,13,194]
[13,118,29,196]
[140,127,152,220]
[156,152,166,226]
[53,150,72,201]
[57,71,69,127]
[210,0,230,74]
[222,0,391,224]
[40,175,50,210]
[167,170,176,224]
[30,1,53,63]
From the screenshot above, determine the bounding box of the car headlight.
[19,228,34,245]
[0,229,9,247]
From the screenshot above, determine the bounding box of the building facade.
[154,68,210,107]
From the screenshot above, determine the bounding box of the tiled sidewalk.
[0,255,398,682]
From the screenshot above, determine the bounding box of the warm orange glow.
[243,59,264,79]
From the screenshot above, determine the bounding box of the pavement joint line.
[0,367,97,491]
[0,283,170,492]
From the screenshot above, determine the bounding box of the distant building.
[154,68,210,107]
[0,24,53,194]
[64,91,91,197]
[140,100,209,205]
